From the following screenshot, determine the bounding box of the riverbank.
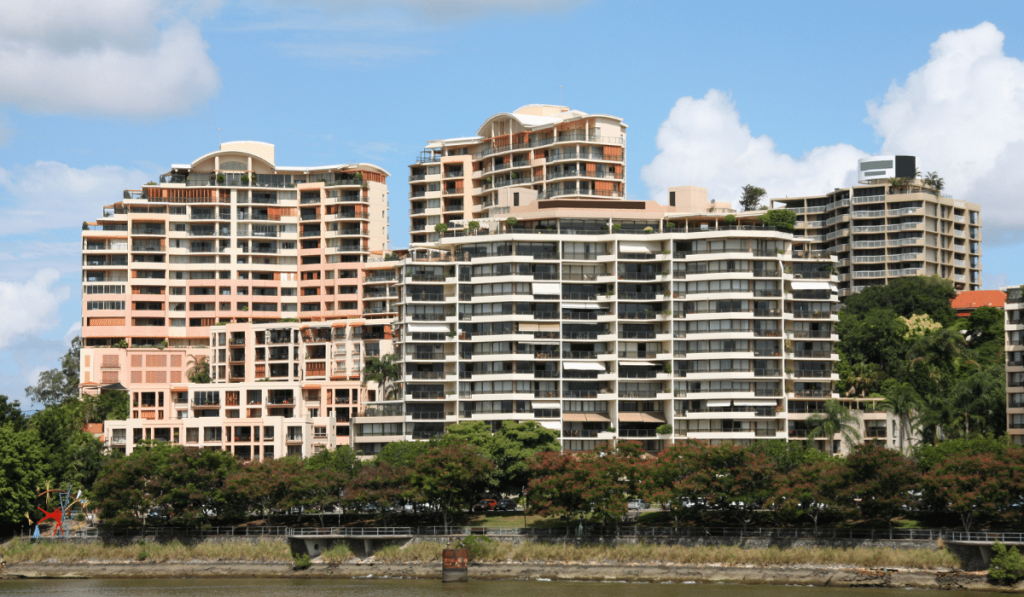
[1,560,1007,592]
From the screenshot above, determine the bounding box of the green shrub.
[990,542,1024,584]
[724,214,737,224]
[759,209,796,230]
[293,553,312,569]
[462,535,495,560]
[137,542,150,561]
[656,424,673,434]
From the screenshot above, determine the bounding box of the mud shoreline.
[3,561,1018,592]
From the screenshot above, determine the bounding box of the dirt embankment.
[3,561,1017,592]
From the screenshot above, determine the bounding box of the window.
[513,192,519,206]
[313,426,327,438]
[203,427,222,441]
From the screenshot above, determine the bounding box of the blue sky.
[2,0,1023,406]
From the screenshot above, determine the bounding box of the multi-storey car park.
[771,156,982,300]
[84,141,398,456]
[1007,286,1024,445]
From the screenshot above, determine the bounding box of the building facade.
[771,156,982,299]
[87,142,396,456]
[352,194,899,455]
[408,105,627,244]
[1007,286,1024,445]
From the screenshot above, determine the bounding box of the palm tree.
[362,353,401,401]
[877,382,921,454]
[844,361,883,398]
[925,171,945,195]
[186,355,211,383]
[806,399,862,457]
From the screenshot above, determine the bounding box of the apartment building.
[771,156,982,299]
[100,317,396,457]
[351,192,901,456]
[84,141,397,456]
[1007,286,1024,445]
[408,105,627,244]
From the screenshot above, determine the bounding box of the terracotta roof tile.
[951,290,1006,315]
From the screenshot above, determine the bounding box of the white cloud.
[641,90,867,207]
[63,321,82,345]
[0,269,70,350]
[868,22,1024,244]
[0,161,150,236]
[0,0,219,116]
[643,22,1024,247]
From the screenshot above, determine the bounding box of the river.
[0,578,982,597]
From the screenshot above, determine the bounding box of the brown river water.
[0,578,980,597]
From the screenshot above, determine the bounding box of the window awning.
[620,361,656,367]
[562,302,603,309]
[349,322,364,327]
[331,322,348,328]
[792,281,832,290]
[563,362,606,371]
[618,412,666,423]
[734,399,776,406]
[706,399,732,408]
[533,282,561,294]
[539,420,561,431]
[619,243,658,253]
[533,401,560,410]
[564,412,611,423]
[302,384,321,390]
[170,387,188,393]
[520,322,559,332]
[408,323,450,333]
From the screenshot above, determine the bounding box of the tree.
[701,445,779,532]
[225,458,299,522]
[0,424,46,529]
[439,420,559,496]
[921,452,1018,532]
[878,380,922,453]
[347,461,415,527]
[0,395,27,431]
[186,355,211,383]
[25,337,81,407]
[374,440,430,469]
[946,362,1006,438]
[915,436,1012,471]
[924,171,945,195]
[773,458,848,534]
[739,185,767,211]
[81,390,129,424]
[758,209,795,230]
[467,220,480,235]
[305,446,361,525]
[837,309,909,375]
[805,400,861,456]
[841,276,958,328]
[527,449,631,529]
[965,306,1005,354]
[30,400,105,489]
[434,222,448,235]
[414,441,494,530]
[648,442,715,526]
[362,353,401,402]
[845,443,919,530]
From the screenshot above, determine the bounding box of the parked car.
[472,499,497,512]
[495,499,518,511]
[627,499,649,511]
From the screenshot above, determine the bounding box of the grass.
[1,537,292,564]
[373,540,961,570]
[318,542,355,563]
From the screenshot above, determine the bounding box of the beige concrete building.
[1007,286,1024,445]
[408,105,627,244]
[352,185,898,456]
[771,156,982,299]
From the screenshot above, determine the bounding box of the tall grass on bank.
[373,540,960,570]
[1,537,291,564]
[318,543,355,563]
